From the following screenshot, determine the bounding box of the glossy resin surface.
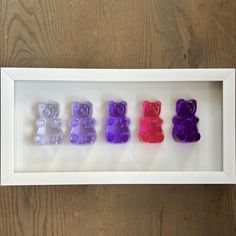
[105,101,131,144]
[139,101,164,143]
[69,102,97,145]
[172,99,201,143]
[35,102,63,145]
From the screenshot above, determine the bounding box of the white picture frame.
[1,68,235,185]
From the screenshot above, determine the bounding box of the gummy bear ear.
[85,101,92,107]
[52,102,59,116]
[177,99,185,106]
[52,101,59,108]
[189,99,197,106]
[142,101,149,114]
[120,101,127,107]
[38,102,46,113]
[71,102,79,114]
[154,101,161,107]
[120,101,127,115]
[108,101,115,112]
[108,100,114,107]
[154,101,161,114]
[39,102,46,108]
[85,101,93,115]
[176,99,185,113]
[142,100,149,109]
[189,99,197,113]
[72,101,79,109]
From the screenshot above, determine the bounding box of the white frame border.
[1,68,235,185]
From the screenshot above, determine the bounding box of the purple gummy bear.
[35,102,63,145]
[105,101,131,144]
[69,101,97,145]
[172,99,201,143]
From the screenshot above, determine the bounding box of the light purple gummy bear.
[69,102,97,145]
[35,102,63,145]
[105,101,131,144]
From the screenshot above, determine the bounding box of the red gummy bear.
[139,101,164,143]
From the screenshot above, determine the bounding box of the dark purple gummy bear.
[172,99,201,143]
[69,102,97,145]
[105,101,131,144]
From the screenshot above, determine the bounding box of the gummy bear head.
[39,102,59,119]
[108,101,127,117]
[176,99,197,115]
[72,102,92,119]
[143,101,161,117]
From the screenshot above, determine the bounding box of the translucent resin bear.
[105,101,131,144]
[172,99,201,143]
[139,101,164,143]
[69,101,97,145]
[35,102,63,145]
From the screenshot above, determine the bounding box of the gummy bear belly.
[105,124,130,143]
[70,126,96,144]
[139,128,164,143]
[139,118,164,143]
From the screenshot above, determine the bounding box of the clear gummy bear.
[105,101,131,144]
[69,101,97,145]
[35,102,63,145]
[139,101,164,143]
[172,99,201,143]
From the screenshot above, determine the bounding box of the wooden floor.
[0,0,236,235]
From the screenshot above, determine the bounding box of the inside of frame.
[14,80,223,172]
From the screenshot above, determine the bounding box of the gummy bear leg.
[140,133,150,143]
[51,133,63,144]
[195,133,201,141]
[174,132,187,142]
[70,134,80,144]
[84,136,91,144]
[35,134,44,145]
[156,134,164,143]
[189,132,201,142]
[89,133,97,143]
[84,134,96,144]
[120,133,130,143]
[106,132,115,143]
[55,133,63,144]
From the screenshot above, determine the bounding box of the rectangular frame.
[1,68,235,185]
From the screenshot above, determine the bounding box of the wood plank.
[0,0,236,235]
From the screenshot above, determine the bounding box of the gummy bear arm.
[140,117,146,125]
[172,115,182,124]
[55,118,62,127]
[188,116,199,123]
[89,118,96,126]
[125,117,131,125]
[155,117,163,124]
[50,119,62,128]
[119,117,130,125]
[107,117,115,125]
[36,118,45,127]
[71,118,79,127]
[194,116,199,123]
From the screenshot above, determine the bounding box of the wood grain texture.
[0,0,236,235]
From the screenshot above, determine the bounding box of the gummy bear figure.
[105,101,131,144]
[69,101,97,145]
[172,99,201,143]
[139,101,164,143]
[35,102,63,145]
